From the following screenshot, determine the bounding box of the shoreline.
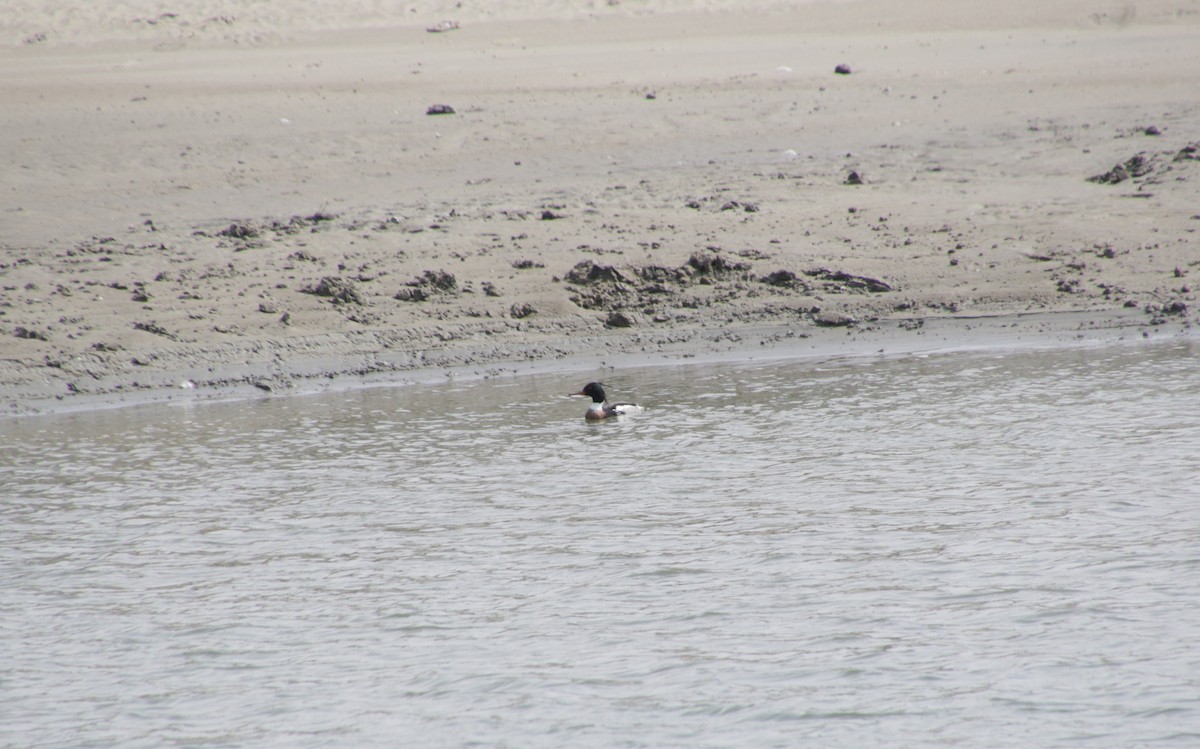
[3,308,1194,419]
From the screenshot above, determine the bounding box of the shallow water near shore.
[4,339,1200,748]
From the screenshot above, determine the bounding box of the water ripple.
[2,340,1199,747]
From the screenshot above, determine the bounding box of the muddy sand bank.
[2,0,1198,416]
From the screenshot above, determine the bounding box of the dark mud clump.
[565,263,636,311]
[13,326,49,341]
[564,260,629,286]
[1088,153,1156,184]
[217,222,259,240]
[563,254,754,311]
[304,276,365,305]
[760,269,809,290]
[133,321,177,340]
[509,303,537,319]
[267,214,337,236]
[605,311,636,328]
[805,268,893,293]
[394,270,458,302]
[814,311,858,327]
[564,253,891,316]
[1145,300,1189,325]
[1175,143,1200,162]
[686,251,752,282]
[1088,143,1199,185]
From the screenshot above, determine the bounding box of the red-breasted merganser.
[570,382,645,421]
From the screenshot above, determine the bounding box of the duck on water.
[570,382,644,421]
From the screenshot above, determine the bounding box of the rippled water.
[4,339,1200,748]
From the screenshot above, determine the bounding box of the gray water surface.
[4,340,1200,748]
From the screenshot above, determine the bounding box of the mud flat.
[2,0,1198,416]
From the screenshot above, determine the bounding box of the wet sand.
[2,0,1198,416]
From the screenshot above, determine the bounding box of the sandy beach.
[2,0,1198,416]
